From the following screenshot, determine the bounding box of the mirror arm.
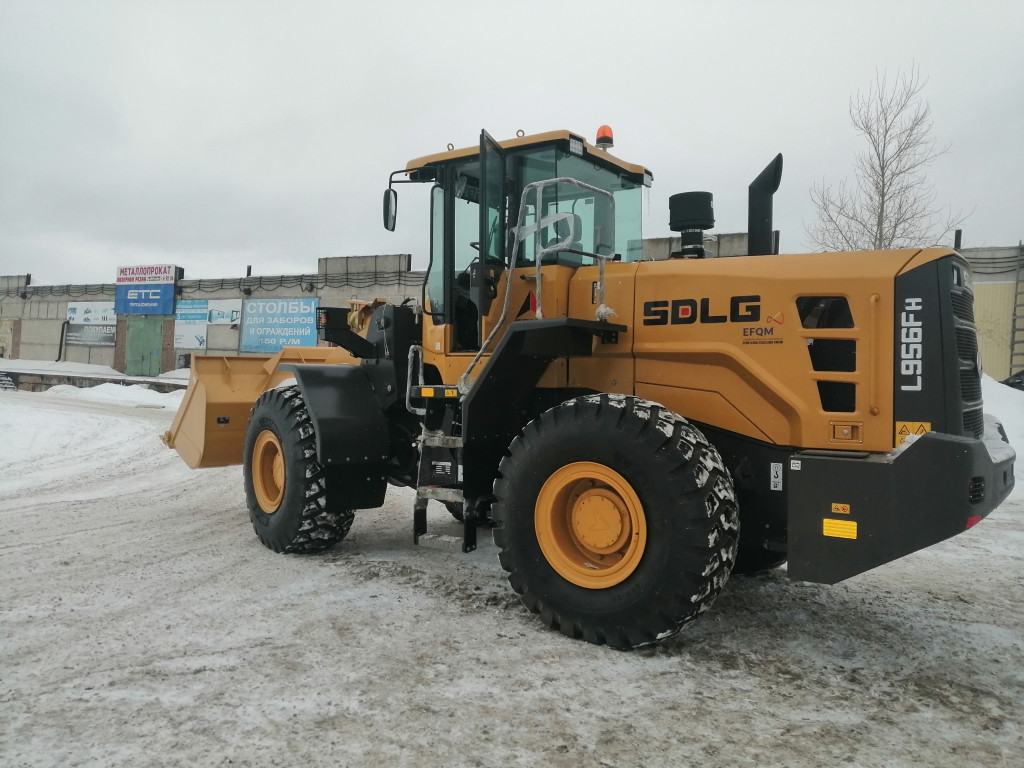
[388,169,425,190]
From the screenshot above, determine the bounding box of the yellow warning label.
[823,518,858,539]
[895,421,931,446]
[831,503,851,515]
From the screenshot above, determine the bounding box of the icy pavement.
[0,376,1021,767]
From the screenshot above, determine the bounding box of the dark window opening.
[817,381,856,413]
[797,296,854,329]
[807,338,856,372]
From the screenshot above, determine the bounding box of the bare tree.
[807,66,967,251]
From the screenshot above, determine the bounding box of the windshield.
[509,147,644,265]
[424,141,646,319]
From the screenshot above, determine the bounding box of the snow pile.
[983,375,1023,503]
[158,367,192,381]
[44,382,185,408]
[0,358,124,377]
[1,358,190,385]
[983,374,1024,448]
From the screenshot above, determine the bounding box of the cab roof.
[404,129,652,184]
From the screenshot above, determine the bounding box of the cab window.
[508,147,644,266]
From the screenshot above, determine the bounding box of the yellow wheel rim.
[535,462,647,589]
[252,430,285,514]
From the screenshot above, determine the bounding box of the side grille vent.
[950,264,983,439]
[801,296,857,413]
[963,409,984,438]
[950,292,975,324]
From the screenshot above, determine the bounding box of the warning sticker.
[823,518,858,539]
[770,462,783,491]
[831,503,851,515]
[895,421,931,446]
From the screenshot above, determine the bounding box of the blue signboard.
[174,300,209,322]
[114,283,176,315]
[240,298,319,352]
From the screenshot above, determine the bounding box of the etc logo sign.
[114,264,178,315]
[127,288,163,300]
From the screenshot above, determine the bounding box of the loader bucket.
[162,347,356,469]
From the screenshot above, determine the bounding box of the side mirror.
[383,188,397,231]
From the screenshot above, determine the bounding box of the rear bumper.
[787,415,1016,584]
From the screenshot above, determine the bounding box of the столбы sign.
[240,298,319,352]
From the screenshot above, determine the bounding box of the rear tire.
[243,386,354,553]
[492,395,739,649]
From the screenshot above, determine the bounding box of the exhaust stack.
[747,153,783,256]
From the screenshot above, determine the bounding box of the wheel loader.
[163,128,1016,649]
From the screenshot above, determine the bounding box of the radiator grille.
[963,408,984,439]
[950,265,984,439]
[950,291,975,324]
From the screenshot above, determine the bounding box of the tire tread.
[245,386,354,554]
[492,395,739,649]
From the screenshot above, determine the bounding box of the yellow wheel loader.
[164,129,1016,649]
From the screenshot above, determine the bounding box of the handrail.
[457,177,617,393]
[869,293,881,416]
[406,344,426,416]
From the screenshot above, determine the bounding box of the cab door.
[421,131,507,379]
[468,130,507,349]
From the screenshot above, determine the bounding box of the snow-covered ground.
[1,370,1022,767]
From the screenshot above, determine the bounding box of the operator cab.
[385,129,652,351]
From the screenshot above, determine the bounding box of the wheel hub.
[535,462,647,589]
[571,489,629,552]
[252,430,285,514]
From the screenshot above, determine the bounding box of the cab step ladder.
[407,360,478,553]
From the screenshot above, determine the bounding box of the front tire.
[243,386,354,553]
[492,395,739,649]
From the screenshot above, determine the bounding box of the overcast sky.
[1,0,1021,285]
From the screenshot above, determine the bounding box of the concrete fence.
[0,255,424,375]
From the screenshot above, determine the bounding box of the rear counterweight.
[787,419,1015,584]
